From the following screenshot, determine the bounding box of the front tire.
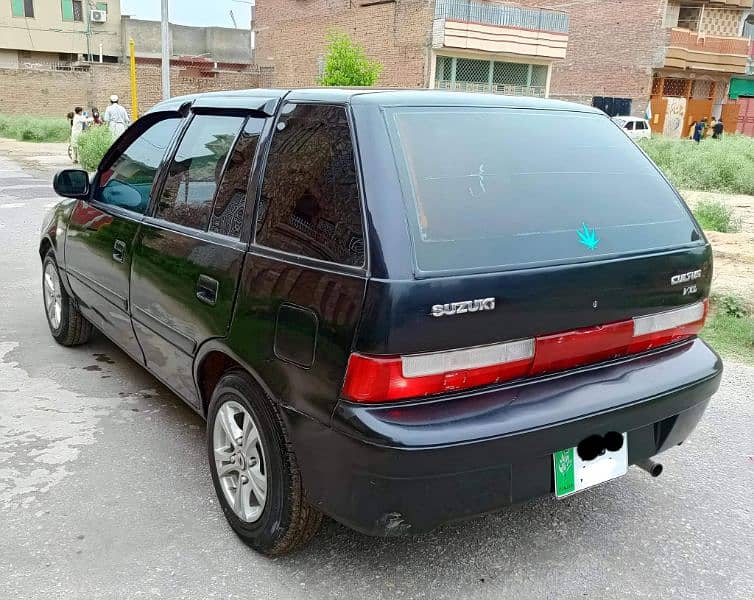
[42,252,92,346]
[207,371,322,556]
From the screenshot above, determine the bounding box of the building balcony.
[432,0,569,60]
[664,28,750,74]
[712,0,753,7]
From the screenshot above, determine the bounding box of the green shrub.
[639,134,754,196]
[318,31,382,87]
[692,199,741,233]
[0,113,70,143]
[76,125,114,171]
[711,294,748,319]
[702,295,754,363]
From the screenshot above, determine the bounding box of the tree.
[318,31,382,87]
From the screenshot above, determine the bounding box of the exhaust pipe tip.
[637,458,663,477]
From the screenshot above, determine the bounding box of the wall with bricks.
[0,62,272,118]
[516,0,669,116]
[255,0,435,88]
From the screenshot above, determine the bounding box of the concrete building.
[0,0,123,68]
[121,17,253,65]
[0,2,254,70]
[255,0,570,97]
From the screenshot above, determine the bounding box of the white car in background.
[612,116,652,141]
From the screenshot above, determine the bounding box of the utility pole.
[161,0,170,100]
[84,2,92,62]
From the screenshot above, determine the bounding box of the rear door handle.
[112,239,126,263]
[196,274,219,306]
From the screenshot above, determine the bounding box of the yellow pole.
[129,38,138,120]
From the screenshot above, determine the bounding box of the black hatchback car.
[41,89,722,555]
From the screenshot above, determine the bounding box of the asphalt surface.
[0,152,752,599]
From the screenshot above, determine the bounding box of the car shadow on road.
[33,327,665,593]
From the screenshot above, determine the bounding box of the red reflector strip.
[530,320,634,376]
[342,300,708,403]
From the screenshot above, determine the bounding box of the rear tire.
[42,252,92,346]
[207,371,322,556]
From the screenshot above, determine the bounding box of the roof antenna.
[229,9,238,28]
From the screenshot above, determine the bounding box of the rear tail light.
[342,300,708,404]
[342,339,534,404]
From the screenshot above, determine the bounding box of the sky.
[121,0,253,29]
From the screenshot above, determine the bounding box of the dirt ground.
[681,190,754,310]
[1,138,752,308]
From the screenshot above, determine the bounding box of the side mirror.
[53,169,90,199]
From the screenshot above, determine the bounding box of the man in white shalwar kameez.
[104,95,130,137]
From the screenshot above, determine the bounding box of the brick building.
[256,0,753,136]
[255,0,570,97]
[515,0,753,135]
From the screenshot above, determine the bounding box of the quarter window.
[156,114,245,231]
[255,104,364,267]
[209,117,264,238]
[94,117,181,214]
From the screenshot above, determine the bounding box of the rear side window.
[157,114,245,231]
[387,107,699,273]
[255,103,364,267]
[210,117,264,238]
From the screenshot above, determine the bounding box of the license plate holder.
[554,433,628,498]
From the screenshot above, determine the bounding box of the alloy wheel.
[43,262,63,330]
[213,400,268,522]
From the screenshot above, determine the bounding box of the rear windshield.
[386,107,700,274]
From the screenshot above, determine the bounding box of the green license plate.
[554,434,628,498]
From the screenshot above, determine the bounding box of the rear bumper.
[285,339,722,536]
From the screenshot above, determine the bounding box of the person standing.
[693,119,705,143]
[713,119,724,139]
[104,94,130,137]
[70,107,91,164]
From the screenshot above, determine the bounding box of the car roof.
[149,88,603,115]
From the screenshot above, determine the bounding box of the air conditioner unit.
[90,10,107,23]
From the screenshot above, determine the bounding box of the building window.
[61,0,83,22]
[11,0,34,17]
[435,56,548,97]
[96,2,107,12]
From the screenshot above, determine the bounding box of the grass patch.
[700,294,754,363]
[639,134,754,196]
[692,199,742,233]
[76,125,114,171]
[0,113,70,143]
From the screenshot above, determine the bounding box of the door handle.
[112,239,126,263]
[196,274,219,306]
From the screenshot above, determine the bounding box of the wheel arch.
[39,236,53,261]
[194,339,280,419]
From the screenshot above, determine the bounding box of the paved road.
[0,153,752,600]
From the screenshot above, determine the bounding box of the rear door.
[129,110,266,407]
[64,113,183,360]
[225,101,368,423]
